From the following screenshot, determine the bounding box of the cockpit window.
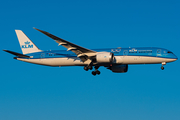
[167,51,173,53]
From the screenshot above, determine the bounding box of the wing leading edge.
[34,28,96,62]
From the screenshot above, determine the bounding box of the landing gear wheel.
[88,66,93,70]
[96,70,100,75]
[161,66,164,70]
[92,71,96,76]
[84,66,88,71]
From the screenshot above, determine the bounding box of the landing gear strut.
[161,62,166,70]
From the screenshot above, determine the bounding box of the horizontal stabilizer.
[3,50,30,58]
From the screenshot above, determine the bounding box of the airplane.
[3,28,178,76]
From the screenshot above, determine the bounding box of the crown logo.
[25,41,30,44]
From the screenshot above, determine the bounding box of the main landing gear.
[84,65,100,76]
[161,62,166,70]
[84,66,93,71]
[92,66,100,76]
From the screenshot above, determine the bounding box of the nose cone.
[172,54,178,62]
[174,54,178,60]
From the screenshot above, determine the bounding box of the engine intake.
[96,52,114,63]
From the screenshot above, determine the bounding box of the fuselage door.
[41,53,45,58]
[157,49,161,56]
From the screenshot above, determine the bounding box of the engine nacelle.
[96,52,114,63]
[110,64,128,73]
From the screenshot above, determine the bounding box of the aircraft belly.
[17,56,176,67]
[53,57,86,66]
[121,56,145,64]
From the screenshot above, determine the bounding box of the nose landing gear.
[161,66,164,70]
[161,62,166,70]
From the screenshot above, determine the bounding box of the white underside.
[17,56,177,67]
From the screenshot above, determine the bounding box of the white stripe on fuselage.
[117,56,176,64]
[17,56,177,67]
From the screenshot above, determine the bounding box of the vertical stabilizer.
[15,30,41,54]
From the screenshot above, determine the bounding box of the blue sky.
[0,0,180,120]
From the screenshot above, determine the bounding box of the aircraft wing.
[34,28,96,62]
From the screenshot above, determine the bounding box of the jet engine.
[110,64,128,73]
[96,52,114,63]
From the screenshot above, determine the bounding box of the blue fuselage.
[26,47,177,60]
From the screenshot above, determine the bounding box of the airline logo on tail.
[21,41,33,48]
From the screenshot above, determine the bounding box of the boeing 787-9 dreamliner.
[4,28,178,75]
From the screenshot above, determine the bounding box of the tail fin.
[15,30,41,54]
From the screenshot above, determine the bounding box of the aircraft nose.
[173,54,178,61]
